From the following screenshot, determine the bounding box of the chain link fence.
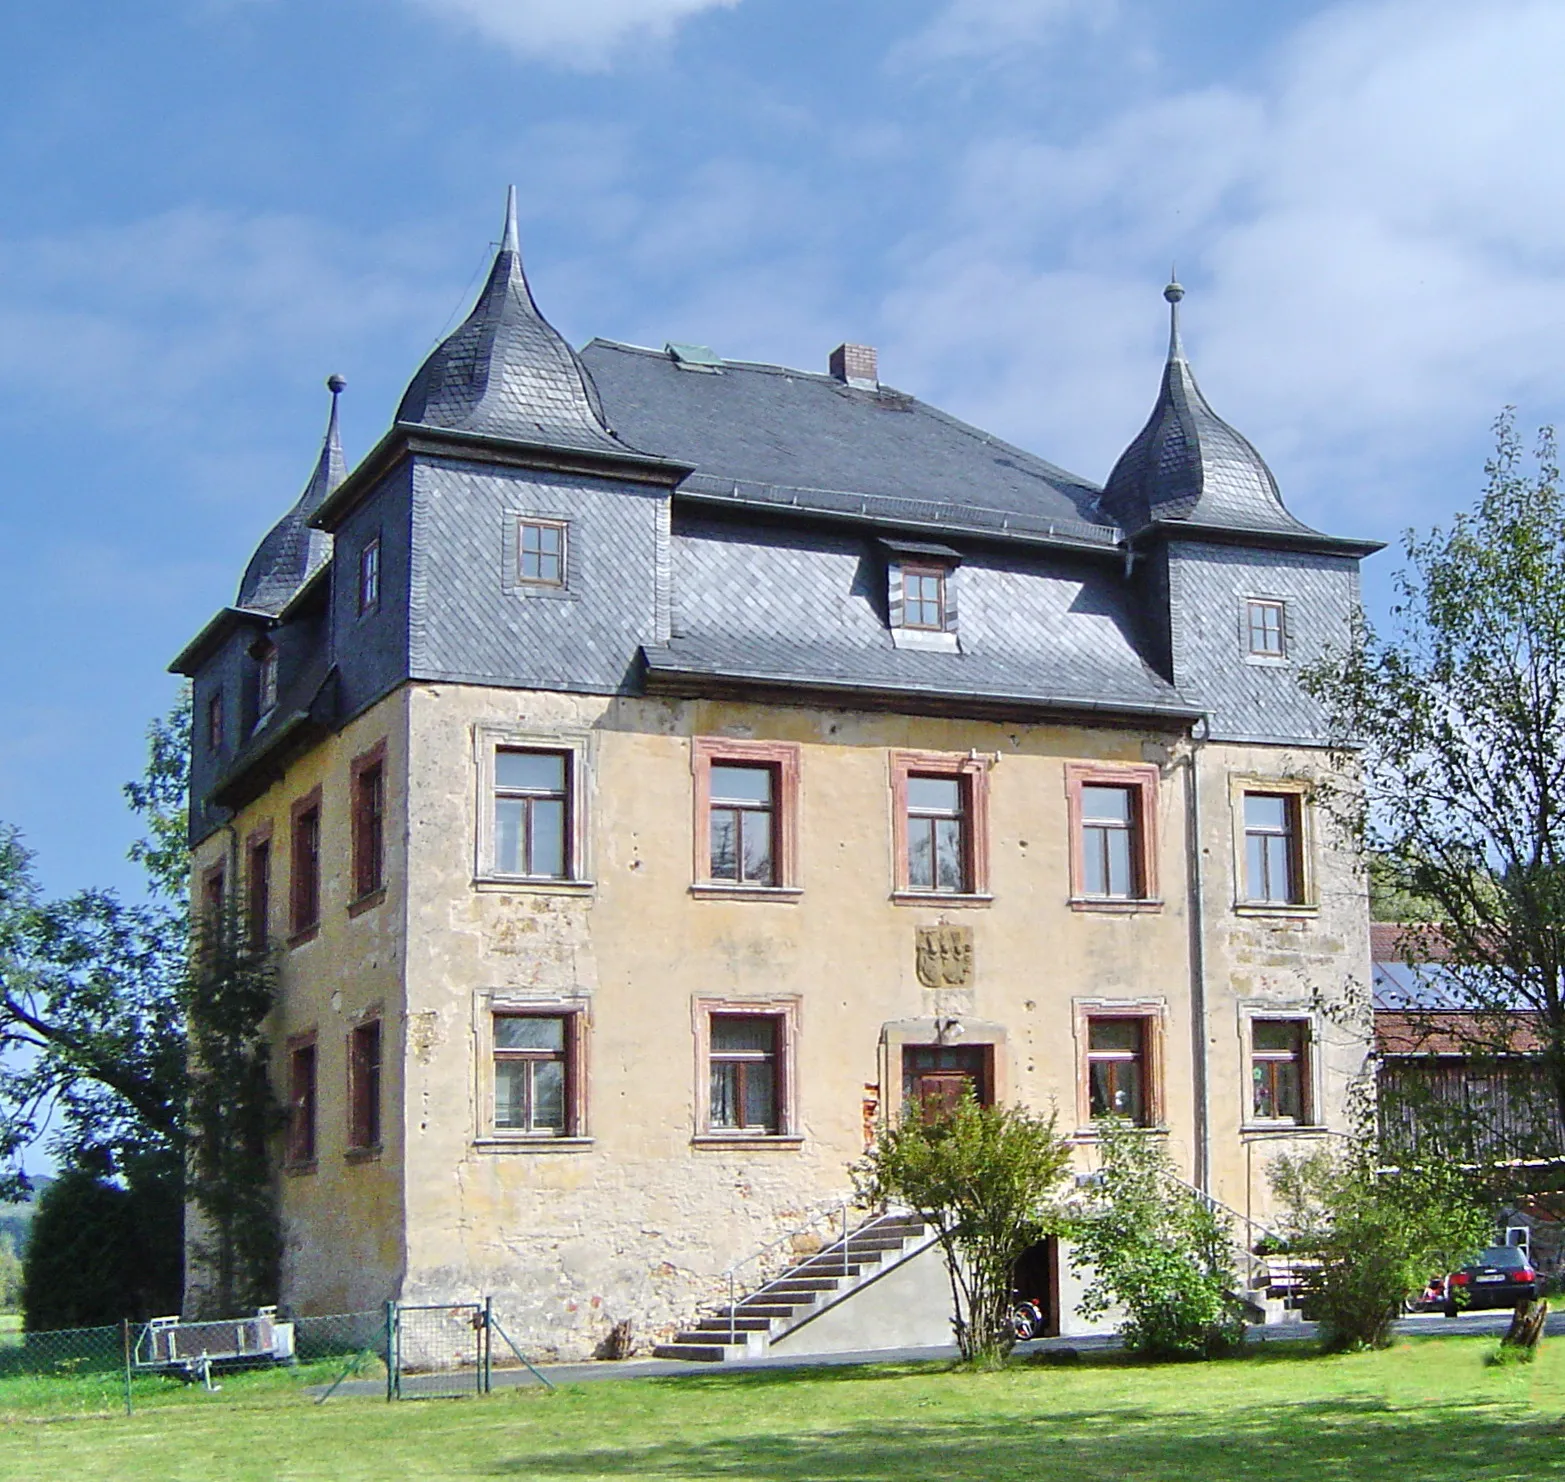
[0,1302,551,1417]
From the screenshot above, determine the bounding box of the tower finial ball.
[327,374,347,395]
[1164,281,1185,305]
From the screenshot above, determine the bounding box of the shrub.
[856,1094,1071,1365]
[1269,1144,1491,1351]
[1071,1121,1246,1359]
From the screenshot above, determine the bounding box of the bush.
[856,1094,1071,1365]
[1071,1121,1246,1360]
[1269,1145,1491,1351]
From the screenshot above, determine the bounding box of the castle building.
[172,190,1379,1356]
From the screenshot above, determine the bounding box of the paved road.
[317,1306,1547,1400]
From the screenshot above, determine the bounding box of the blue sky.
[4,0,1565,902]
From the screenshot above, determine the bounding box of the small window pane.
[934,817,964,892]
[496,1016,566,1052]
[495,1061,527,1129]
[908,823,934,890]
[907,776,961,813]
[712,1017,777,1055]
[497,751,565,792]
[1090,1061,1144,1120]
[711,765,772,806]
[495,798,525,875]
[710,811,739,879]
[1244,794,1289,831]
[1273,1059,1301,1120]
[743,1062,777,1131]
[530,798,566,878]
[710,1063,739,1128]
[1089,1019,1141,1054]
[532,1060,566,1129]
[1253,1021,1301,1054]
[1104,830,1132,897]
[1081,785,1132,824]
[742,811,773,884]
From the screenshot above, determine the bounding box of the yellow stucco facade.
[190,678,1369,1356]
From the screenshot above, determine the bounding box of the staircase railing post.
[729,1272,736,1347]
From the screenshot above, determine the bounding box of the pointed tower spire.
[237,376,349,614]
[394,187,624,453]
[1097,278,1311,538]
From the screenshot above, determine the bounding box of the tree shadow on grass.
[480,1399,1565,1481]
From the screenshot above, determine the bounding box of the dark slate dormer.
[394,187,636,460]
[237,377,347,615]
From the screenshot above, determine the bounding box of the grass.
[2,1335,1565,1481]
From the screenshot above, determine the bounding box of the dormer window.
[206,691,225,754]
[880,538,961,651]
[518,519,566,586]
[358,536,380,616]
[257,643,279,719]
[902,566,947,630]
[1245,599,1286,659]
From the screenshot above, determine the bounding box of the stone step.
[693,1316,775,1333]
[652,1341,732,1362]
[759,1278,841,1295]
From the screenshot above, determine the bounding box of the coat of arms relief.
[915,925,974,989]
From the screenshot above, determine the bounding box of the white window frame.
[473,991,592,1150]
[474,722,595,890]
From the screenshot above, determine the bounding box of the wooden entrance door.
[902,1045,991,1121]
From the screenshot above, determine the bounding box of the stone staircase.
[653,1210,938,1362]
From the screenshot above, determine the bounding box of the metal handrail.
[718,1196,897,1347]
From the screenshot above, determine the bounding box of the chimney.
[829,343,878,390]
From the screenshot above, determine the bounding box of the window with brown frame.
[1087,1018,1148,1124]
[517,519,566,586]
[1066,764,1159,904]
[206,691,225,754]
[1251,1019,1309,1123]
[247,835,271,947]
[1243,792,1304,904]
[358,536,381,615]
[493,1013,573,1136]
[889,751,990,899]
[352,749,385,901]
[290,793,321,938]
[1245,599,1286,658]
[900,564,947,630]
[707,1014,782,1133]
[288,1038,317,1166]
[201,863,225,925]
[691,739,800,892]
[493,749,570,879]
[348,1019,382,1151]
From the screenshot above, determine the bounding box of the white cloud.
[876,0,1565,536]
[891,0,1123,70]
[405,0,741,69]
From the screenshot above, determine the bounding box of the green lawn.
[2,1336,1564,1482]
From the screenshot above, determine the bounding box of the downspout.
[1185,719,1211,1193]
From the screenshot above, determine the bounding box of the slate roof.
[580,341,1117,549]
[649,516,1193,719]
[236,378,345,615]
[395,189,640,460]
[1099,283,1323,542]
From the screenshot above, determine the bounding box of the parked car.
[1444,1245,1538,1315]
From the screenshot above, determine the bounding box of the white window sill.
[689,883,803,902]
[473,877,596,895]
[1243,654,1290,667]
[1241,1123,1328,1137]
[691,1134,804,1151]
[1070,1124,1169,1143]
[1069,897,1163,914]
[891,891,993,908]
[473,1136,594,1153]
[1233,902,1318,919]
[890,628,960,653]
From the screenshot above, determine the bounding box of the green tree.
[1269,1144,1491,1350]
[1070,1120,1246,1360]
[1306,414,1565,1163]
[855,1094,1070,1366]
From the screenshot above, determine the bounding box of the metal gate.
[387,1301,491,1399]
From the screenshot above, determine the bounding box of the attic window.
[257,644,279,719]
[665,342,724,374]
[881,538,961,650]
